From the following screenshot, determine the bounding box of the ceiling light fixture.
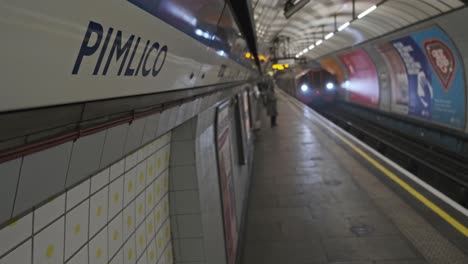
[315,40,323,46]
[325,32,334,40]
[338,22,350,31]
[358,5,376,19]
[308,44,315,49]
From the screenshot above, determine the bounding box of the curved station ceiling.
[251,0,465,59]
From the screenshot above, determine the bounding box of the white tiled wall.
[0,132,174,264]
[169,119,207,264]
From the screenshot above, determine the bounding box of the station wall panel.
[323,8,468,132]
[0,132,173,264]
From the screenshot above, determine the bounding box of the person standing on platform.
[265,82,278,127]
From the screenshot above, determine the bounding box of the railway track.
[314,104,468,207]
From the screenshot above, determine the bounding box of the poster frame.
[214,98,238,264]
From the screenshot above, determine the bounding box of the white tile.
[110,159,125,181]
[153,137,161,153]
[161,195,170,222]
[108,177,124,219]
[153,176,162,205]
[108,212,123,258]
[0,212,32,256]
[163,132,172,146]
[0,239,31,264]
[154,203,163,231]
[66,179,90,211]
[174,191,200,215]
[145,238,157,264]
[171,166,197,191]
[124,118,146,155]
[142,113,160,146]
[66,130,106,188]
[179,238,204,262]
[145,212,156,242]
[34,194,65,233]
[163,221,172,245]
[123,201,136,241]
[123,234,136,264]
[136,250,148,264]
[168,192,176,216]
[0,158,21,224]
[109,249,123,264]
[135,193,146,227]
[65,201,89,260]
[89,186,108,238]
[135,161,147,195]
[162,145,171,171]
[164,243,174,264]
[154,150,163,177]
[89,226,108,264]
[145,184,155,215]
[137,146,149,163]
[146,154,157,184]
[161,170,169,195]
[100,124,128,168]
[135,223,146,259]
[125,152,138,171]
[177,214,202,238]
[33,217,64,264]
[170,141,194,166]
[66,245,88,264]
[124,168,137,207]
[147,141,156,156]
[170,217,178,241]
[91,168,109,194]
[155,229,165,257]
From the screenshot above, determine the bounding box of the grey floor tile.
[243,241,327,264]
[323,237,369,262]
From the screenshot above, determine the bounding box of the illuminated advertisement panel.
[338,49,380,107]
[389,27,465,128]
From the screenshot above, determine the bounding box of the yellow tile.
[0,212,32,256]
[65,202,89,260]
[89,227,108,264]
[0,239,31,264]
[33,217,64,264]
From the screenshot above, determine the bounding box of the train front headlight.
[326,82,334,90]
[301,84,309,92]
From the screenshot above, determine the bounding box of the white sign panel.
[0,0,253,112]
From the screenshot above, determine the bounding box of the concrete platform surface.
[240,91,468,264]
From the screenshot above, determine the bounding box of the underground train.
[294,68,338,105]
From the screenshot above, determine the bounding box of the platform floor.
[241,91,468,264]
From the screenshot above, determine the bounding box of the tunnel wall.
[0,83,260,264]
[320,7,468,132]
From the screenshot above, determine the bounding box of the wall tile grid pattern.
[0,132,174,264]
[168,119,206,264]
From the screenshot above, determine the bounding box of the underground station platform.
[240,90,468,264]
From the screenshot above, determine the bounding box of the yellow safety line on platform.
[286,97,468,237]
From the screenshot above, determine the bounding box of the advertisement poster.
[320,57,345,84]
[215,101,238,264]
[338,49,380,107]
[376,42,409,114]
[390,27,465,128]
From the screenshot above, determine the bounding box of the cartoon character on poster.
[392,38,433,119]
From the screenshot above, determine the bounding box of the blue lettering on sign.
[72,21,168,77]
